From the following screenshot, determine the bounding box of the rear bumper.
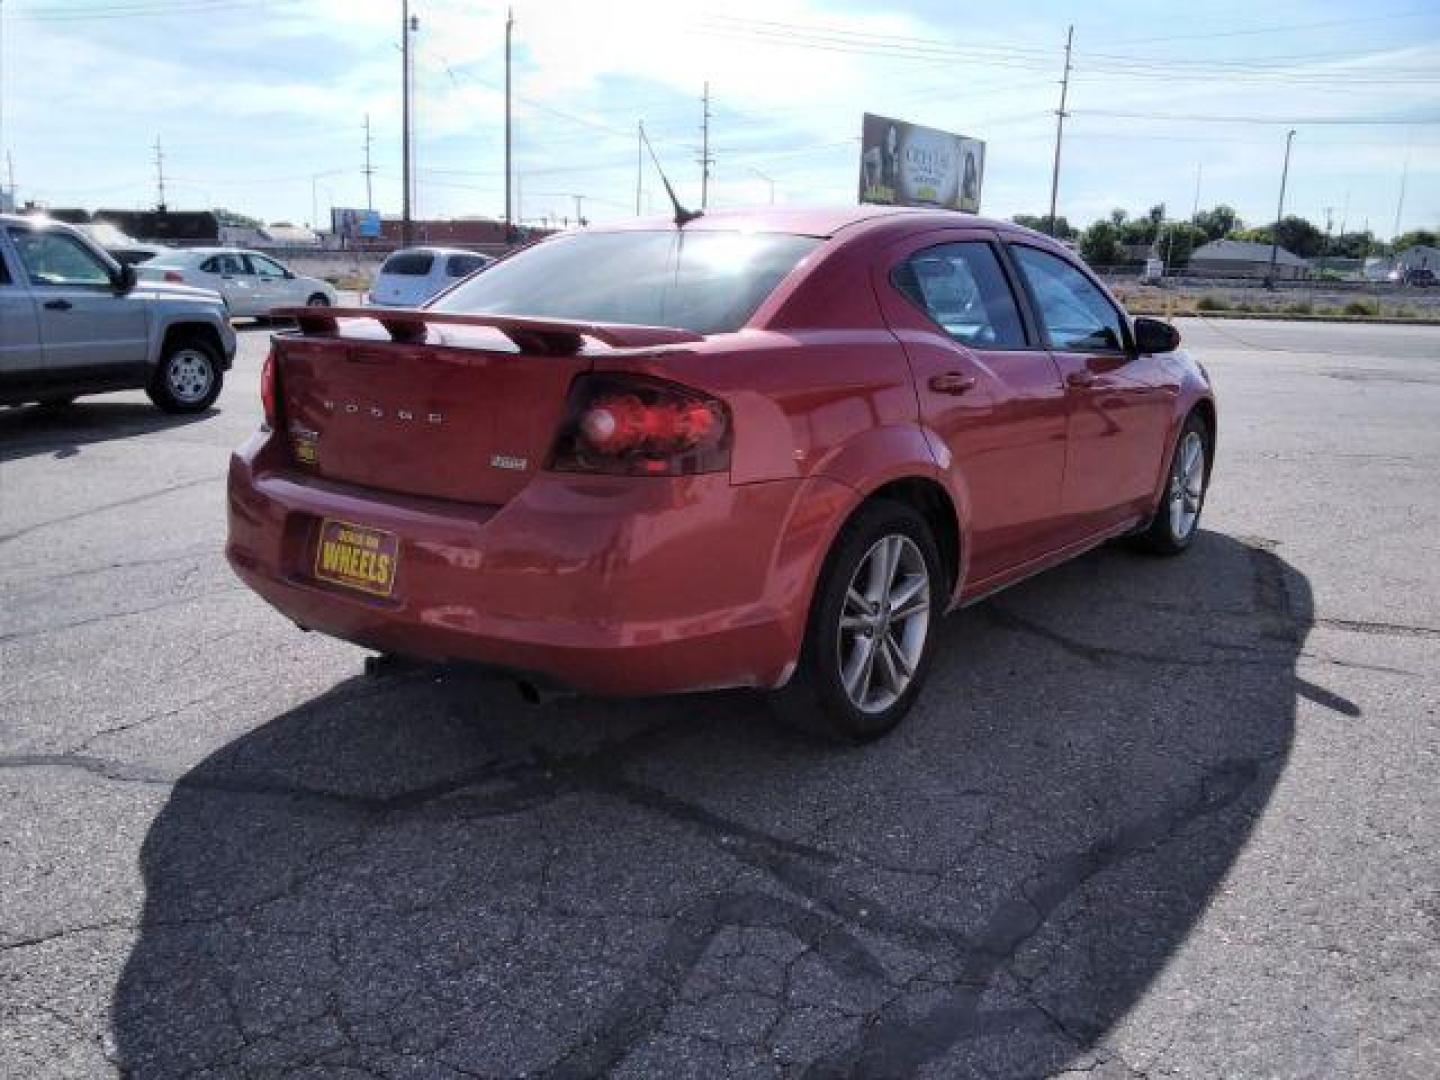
[226,430,851,696]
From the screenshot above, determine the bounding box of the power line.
[1076,108,1440,125]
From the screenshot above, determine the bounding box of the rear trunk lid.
[273,308,702,505]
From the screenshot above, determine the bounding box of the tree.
[1331,231,1377,259]
[1392,229,1438,252]
[1159,223,1207,267]
[1079,220,1122,267]
[1011,214,1076,240]
[1193,205,1241,241]
[1237,216,1326,258]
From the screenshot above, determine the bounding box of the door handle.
[1066,370,1097,388]
[929,372,977,395]
[44,298,73,311]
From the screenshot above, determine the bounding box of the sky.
[1,0,1437,237]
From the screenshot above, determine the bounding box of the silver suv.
[0,214,237,413]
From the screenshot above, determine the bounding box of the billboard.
[331,207,382,241]
[859,113,985,213]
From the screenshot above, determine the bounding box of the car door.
[5,224,148,376]
[875,230,1069,588]
[246,253,295,313]
[1006,242,1177,536]
[199,253,257,315]
[0,233,46,386]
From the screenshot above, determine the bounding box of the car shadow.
[112,531,1321,1077]
[0,401,215,463]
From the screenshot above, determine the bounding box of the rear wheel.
[306,293,330,307]
[772,499,942,742]
[147,336,223,414]
[1135,411,1210,554]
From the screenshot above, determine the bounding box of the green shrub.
[1196,296,1230,311]
[1343,300,1378,317]
[1284,302,1313,315]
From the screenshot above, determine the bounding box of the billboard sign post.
[331,207,383,247]
[859,113,985,213]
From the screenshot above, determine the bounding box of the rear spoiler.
[273,307,704,355]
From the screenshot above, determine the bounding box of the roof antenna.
[640,124,702,228]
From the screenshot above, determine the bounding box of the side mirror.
[114,263,138,294]
[1133,316,1180,354]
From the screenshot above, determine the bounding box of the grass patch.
[1283,302,1313,315]
[1195,296,1230,312]
[1343,300,1379,317]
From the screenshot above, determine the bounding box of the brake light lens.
[163,270,184,283]
[549,374,731,476]
[260,346,278,428]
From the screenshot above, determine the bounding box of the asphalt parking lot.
[2,317,1437,1078]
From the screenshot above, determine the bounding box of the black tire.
[1134,411,1210,555]
[146,335,224,414]
[37,396,79,410]
[771,499,944,743]
[306,293,330,307]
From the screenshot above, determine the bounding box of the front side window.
[1009,245,1126,352]
[431,230,822,335]
[892,242,1026,348]
[7,228,114,288]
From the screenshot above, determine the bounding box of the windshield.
[430,230,822,334]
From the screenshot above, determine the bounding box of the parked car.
[228,206,1215,741]
[138,248,338,318]
[366,247,493,307]
[1,213,235,412]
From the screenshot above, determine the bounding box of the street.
[2,318,1437,1078]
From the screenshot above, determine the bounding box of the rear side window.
[892,242,1026,347]
[445,254,487,277]
[381,252,435,276]
[201,254,247,275]
[6,228,114,287]
[1009,245,1126,352]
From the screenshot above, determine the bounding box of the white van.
[367,247,493,308]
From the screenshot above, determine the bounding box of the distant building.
[93,209,220,243]
[376,217,551,248]
[1188,238,1311,280]
[1364,244,1440,282]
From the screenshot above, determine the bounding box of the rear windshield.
[445,254,488,277]
[430,230,822,334]
[381,252,435,276]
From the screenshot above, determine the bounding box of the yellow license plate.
[313,519,399,598]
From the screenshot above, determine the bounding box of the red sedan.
[227,206,1214,740]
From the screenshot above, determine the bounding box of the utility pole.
[1266,128,1296,288]
[636,121,643,216]
[1322,205,1334,276]
[1392,145,1410,240]
[572,194,584,226]
[363,113,375,212]
[153,135,167,211]
[504,7,514,241]
[699,81,712,209]
[1191,162,1202,223]
[401,0,413,244]
[1045,25,1073,237]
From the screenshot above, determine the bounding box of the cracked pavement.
[1,319,1437,1078]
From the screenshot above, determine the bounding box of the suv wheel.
[148,336,223,414]
[772,499,943,742]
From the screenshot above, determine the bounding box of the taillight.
[549,374,731,476]
[260,346,279,428]
[163,270,184,283]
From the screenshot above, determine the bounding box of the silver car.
[1,214,236,413]
[366,247,492,307]
[138,247,338,319]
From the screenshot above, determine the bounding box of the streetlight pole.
[1266,128,1296,288]
[504,7,514,242]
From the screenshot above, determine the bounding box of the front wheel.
[772,499,943,742]
[1135,411,1210,554]
[147,337,223,414]
[306,293,331,307]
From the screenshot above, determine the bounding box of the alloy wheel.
[1169,430,1205,540]
[166,349,214,405]
[837,534,931,714]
